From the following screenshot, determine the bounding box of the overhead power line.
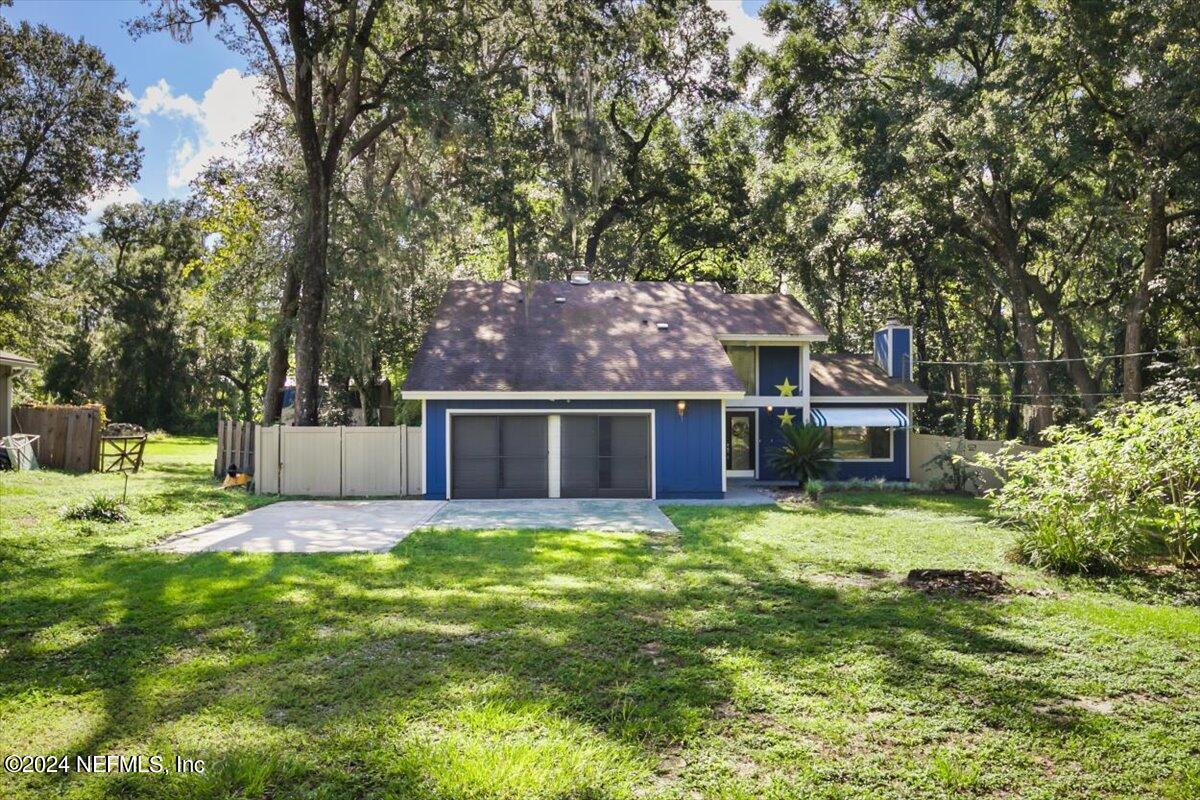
[927,390,1124,411]
[930,390,1124,399]
[914,344,1200,367]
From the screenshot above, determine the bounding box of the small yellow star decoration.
[774,377,797,397]
[777,409,796,426]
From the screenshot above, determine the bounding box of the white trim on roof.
[811,407,910,428]
[405,390,745,400]
[716,334,828,344]
[0,354,36,370]
[810,394,927,403]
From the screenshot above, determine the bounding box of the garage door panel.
[453,416,499,457]
[561,414,650,498]
[451,415,548,499]
[607,457,649,493]
[609,416,649,457]
[501,416,548,458]
[500,455,548,495]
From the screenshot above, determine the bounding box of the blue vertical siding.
[754,346,801,482]
[757,346,799,395]
[756,406,789,480]
[873,329,890,375]
[424,398,723,500]
[757,403,909,482]
[890,327,911,380]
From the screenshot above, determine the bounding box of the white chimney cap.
[569,270,591,285]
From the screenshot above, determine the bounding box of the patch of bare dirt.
[1034,696,1116,718]
[903,569,1013,597]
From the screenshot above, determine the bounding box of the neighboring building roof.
[0,351,37,369]
[810,354,926,399]
[403,280,827,394]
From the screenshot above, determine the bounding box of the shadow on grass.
[0,502,1165,798]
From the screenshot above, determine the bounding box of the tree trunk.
[999,245,1054,434]
[506,215,518,279]
[292,173,331,426]
[1023,274,1100,411]
[261,263,300,425]
[1123,187,1167,400]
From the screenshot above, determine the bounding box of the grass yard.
[2,436,1199,799]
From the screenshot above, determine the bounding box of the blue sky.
[3,0,771,217]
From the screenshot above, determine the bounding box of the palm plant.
[769,424,835,487]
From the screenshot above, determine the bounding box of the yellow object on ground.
[221,473,252,489]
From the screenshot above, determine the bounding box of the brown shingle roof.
[403,280,827,394]
[810,354,926,399]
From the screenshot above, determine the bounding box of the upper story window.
[724,345,757,394]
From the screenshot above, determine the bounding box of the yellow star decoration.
[777,409,796,427]
[774,377,797,397]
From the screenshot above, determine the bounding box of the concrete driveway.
[159,497,675,554]
[425,499,677,533]
[158,500,447,554]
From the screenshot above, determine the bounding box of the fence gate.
[251,424,422,497]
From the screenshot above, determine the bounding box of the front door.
[726,411,755,477]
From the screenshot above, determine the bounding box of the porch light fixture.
[766,405,774,413]
[676,400,687,417]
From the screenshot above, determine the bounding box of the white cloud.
[707,0,778,57]
[85,183,143,220]
[132,68,268,189]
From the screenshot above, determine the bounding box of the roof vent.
[569,269,591,285]
[656,322,669,330]
[554,296,566,303]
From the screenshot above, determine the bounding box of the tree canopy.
[3,0,1197,438]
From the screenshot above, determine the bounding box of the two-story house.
[402,275,926,500]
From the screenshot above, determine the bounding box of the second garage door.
[561,414,651,498]
[451,415,548,499]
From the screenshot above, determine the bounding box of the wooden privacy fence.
[11,404,103,471]
[909,433,1041,494]
[215,417,256,477]
[253,424,423,497]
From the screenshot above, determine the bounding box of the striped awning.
[810,407,909,428]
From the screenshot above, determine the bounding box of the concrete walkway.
[158,500,447,554]
[425,499,677,533]
[656,483,778,506]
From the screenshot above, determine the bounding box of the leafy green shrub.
[803,479,825,500]
[62,494,129,524]
[982,401,1200,573]
[769,424,835,487]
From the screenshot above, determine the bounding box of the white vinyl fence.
[254,425,422,497]
[909,433,1040,494]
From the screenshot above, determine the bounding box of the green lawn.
[2,437,1199,799]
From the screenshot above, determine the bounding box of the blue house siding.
[873,330,889,374]
[757,346,799,394]
[756,403,909,482]
[424,398,723,500]
[756,406,789,481]
[890,327,911,380]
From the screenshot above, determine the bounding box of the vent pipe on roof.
[569,269,591,285]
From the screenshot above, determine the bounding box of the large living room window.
[825,427,891,460]
[724,345,756,394]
